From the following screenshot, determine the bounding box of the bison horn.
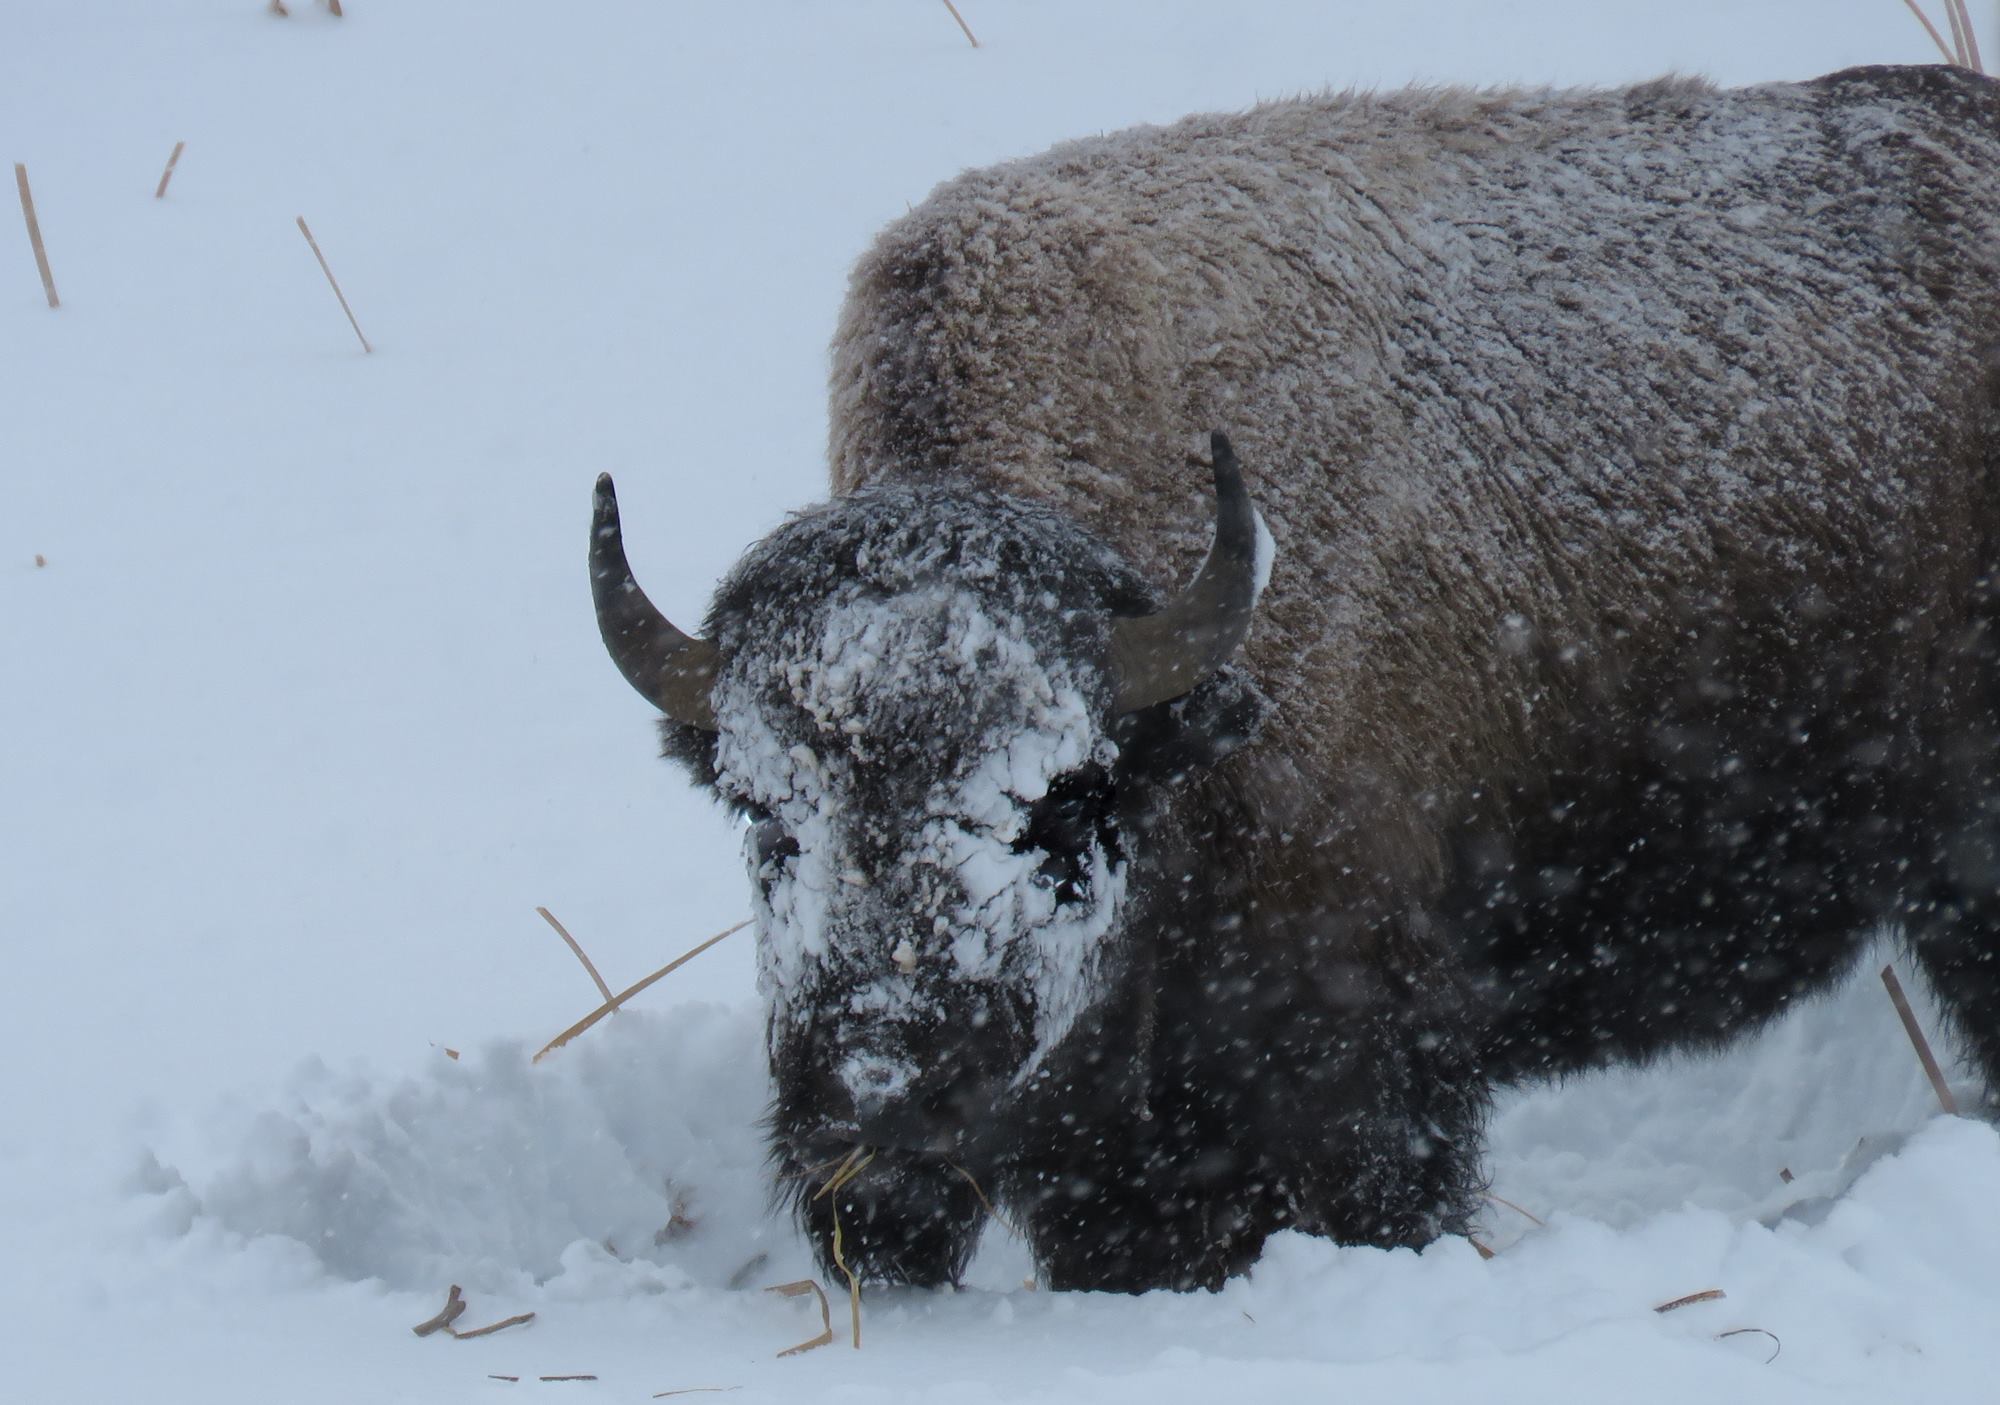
[591,473,720,730]
[1109,431,1265,713]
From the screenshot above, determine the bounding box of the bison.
[591,65,2000,1291]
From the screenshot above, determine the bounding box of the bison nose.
[841,1054,914,1126]
[838,1053,962,1152]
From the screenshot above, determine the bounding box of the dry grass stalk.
[295,215,372,353]
[489,1376,520,1383]
[450,1311,536,1340]
[947,1160,1024,1240]
[539,1376,597,1383]
[941,0,979,47]
[809,1147,873,1348]
[154,141,186,199]
[653,1390,742,1399]
[537,906,615,1007]
[1944,0,1971,62]
[1904,0,1957,61]
[533,919,750,1062]
[1717,1327,1783,1364]
[765,1280,835,1357]
[811,1146,875,1202]
[1654,1288,1725,1314]
[1467,1235,1496,1260]
[411,1284,466,1337]
[1482,1191,1546,1228]
[1881,963,1960,1114]
[1945,0,1983,69]
[1903,0,1986,70]
[830,1205,862,1349]
[14,164,59,309]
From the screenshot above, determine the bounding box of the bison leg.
[785,1150,986,1289]
[1008,1147,1278,1292]
[1900,565,2000,1111]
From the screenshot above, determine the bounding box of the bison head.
[592,434,1270,1159]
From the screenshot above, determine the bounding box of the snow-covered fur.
[655,65,2000,1291]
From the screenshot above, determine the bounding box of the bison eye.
[749,812,799,892]
[1012,763,1119,906]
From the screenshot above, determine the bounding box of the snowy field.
[5,2,1998,1400]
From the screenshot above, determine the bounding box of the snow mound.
[150,1003,800,1295]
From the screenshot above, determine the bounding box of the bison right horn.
[590,474,720,731]
[1108,431,1265,713]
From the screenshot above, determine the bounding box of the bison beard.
[595,66,2000,1291]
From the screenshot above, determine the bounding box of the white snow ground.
[5,2,1998,1400]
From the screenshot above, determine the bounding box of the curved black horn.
[591,474,720,730]
[1108,432,1264,713]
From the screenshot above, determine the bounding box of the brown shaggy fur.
[828,65,2000,1047]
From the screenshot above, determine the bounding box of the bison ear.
[1111,664,1271,786]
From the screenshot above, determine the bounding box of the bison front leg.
[1017,1183,1266,1292]
[786,1150,986,1289]
[1006,1138,1281,1292]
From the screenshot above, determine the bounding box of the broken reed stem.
[1654,1288,1726,1314]
[1942,0,1974,68]
[14,164,58,308]
[154,141,186,199]
[295,215,372,353]
[1881,963,1960,1114]
[1903,0,1985,69]
[449,1311,536,1340]
[537,906,616,1008]
[411,1284,467,1337]
[1904,0,1958,62]
[940,0,979,47]
[766,1280,835,1357]
[1952,0,1984,72]
[533,919,750,1062]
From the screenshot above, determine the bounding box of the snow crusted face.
[692,487,1151,1150]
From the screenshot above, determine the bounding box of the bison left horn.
[591,473,720,730]
[1108,431,1265,713]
